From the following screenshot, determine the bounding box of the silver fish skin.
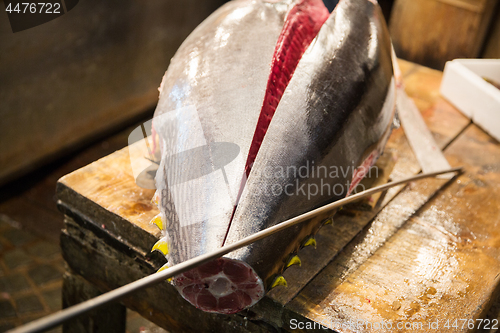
[153,0,291,264]
[225,0,396,287]
[151,0,395,315]
[152,0,298,314]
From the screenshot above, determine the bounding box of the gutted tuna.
[151,0,396,314]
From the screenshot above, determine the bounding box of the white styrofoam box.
[440,59,500,142]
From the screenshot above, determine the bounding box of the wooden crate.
[389,0,498,69]
[483,6,500,58]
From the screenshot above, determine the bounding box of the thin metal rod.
[8,166,462,333]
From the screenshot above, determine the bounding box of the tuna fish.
[150,0,396,314]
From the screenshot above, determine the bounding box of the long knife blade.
[397,86,453,179]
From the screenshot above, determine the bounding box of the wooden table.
[57,60,500,332]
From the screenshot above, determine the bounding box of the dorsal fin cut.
[224,0,330,246]
[244,0,330,177]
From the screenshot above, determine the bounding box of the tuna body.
[152,0,396,314]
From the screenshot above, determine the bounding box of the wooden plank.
[389,0,498,69]
[266,63,470,306]
[288,124,500,332]
[397,58,420,78]
[57,138,161,253]
[62,272,126,333]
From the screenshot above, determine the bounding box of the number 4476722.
[444,318,499,330]
[5,2,61,14]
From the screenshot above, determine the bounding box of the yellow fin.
[270,275,287,289]
[150,214,163,230]
[286,255,301,268]
[151,239,169,255]
[157,264,172,282]
[323,218,333,226]
[302,237,317,248]
[151,193,159,206]
[158,263,169,272]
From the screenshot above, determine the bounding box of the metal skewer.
[8,166,463,333]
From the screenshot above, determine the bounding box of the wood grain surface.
[287,124,500,332]
[57,138,160,254]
